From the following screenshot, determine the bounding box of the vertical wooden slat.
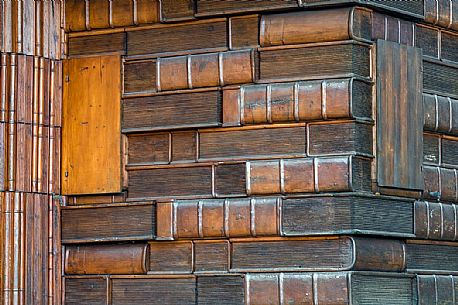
[376,39,423,190]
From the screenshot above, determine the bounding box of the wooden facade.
[0,0,458,304]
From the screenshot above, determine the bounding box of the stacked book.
[61,0,458,304]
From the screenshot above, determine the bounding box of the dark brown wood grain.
[61,203,155,243]
[442,137,458,166]
[415,201,458,241]
[406,241,458,273]
[376,40,423,191]
[160,0,195,21]
[424,60,458,98]
[194,241,230,272]
[64,277,108,305]
[415,25,439,58]
[197,276,244,304]
[149,241,193,273]
[123,59,156,94]
[230,15,259,49]
[196,0,297,16]
[122,90,222,132]
[68,32,126,56]
[259,42,371,81]
[127,20,227,56]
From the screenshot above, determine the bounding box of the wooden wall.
[0,0,457,304]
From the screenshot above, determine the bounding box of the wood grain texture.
[417,275,458,305]
[424,0,458,30]
[62,55,121,195]
[65,244,147,275]
[196,0,297,16]
[194,241,230,272]
[442,137,458,166]
[160,0,195,21]
[68,32,126,57]
[61,203,155,243]
[406,241,458,273]
[423,93,458,135]
[127,20,227,56]
[64,277,107,305]
[424,60,458,98]
[149,241,193,273]
[260,43,371,81]
[111,277,196,305]
[376,40,423,190]
[230,15,259,49]
[282,196,414,237]
[122,90,222,132]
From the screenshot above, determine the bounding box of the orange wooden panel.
[62,55,121,195]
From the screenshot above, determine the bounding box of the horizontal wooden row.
[0,123,61,194]
[0,192,60,305]
[64,238,458,275]
[0,1,62,59]
[417,274,458,305]
[415,201,458,241]
[0,54,62,126]
[424,0,458,30]
[123,49,255,95]
[64,272,417,305]
[424,133,458,166]
[424,59,458,98]
[423,165,458,202]
[126,122,372,166]
[424,93,458,136]
[65,0,159,32]
[60,195,414,243]
[127,156,372,199]
[64,237,406,275]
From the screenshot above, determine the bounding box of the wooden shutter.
[62,55,121,195]
[376,40,423,190]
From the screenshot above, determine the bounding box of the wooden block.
[316,157,351,192]
[196,0,298,16]
[172,131,197,162]
[230,15,259,49]
[423,93,437,132]
[137,0,160,24]
[199,125,306,161]
[189,53,219,88]
[226,198,251,237]
[68,193,127,205]
[441,31,458,63]
[89,0,110,29]
[260,7,371,47]
[442,137,458,166]
[127,132,170,164]
[424,60,458,98]
[406,241,458,273]
[230,237,405,272]
[441,203,457,240]
[111,0,134,27]
[197,275,244,304]
[427,201,443,239]
[283,196,414,237]
[437,95,451,132]
[37,125,49,193]
[252,197,279,236]
[194,241,229,273]
[260,43,370,81]
[65,0,86,31]
[248,160,281,195]
[111,277,196,305]
[0,123,8,190]
[68,33,126,57]
[247,274,279,305]
[65,244,147,275]
[440,168,457,202]
[214,163,247,196]
[399,20,414,46]
[156,201,174,240]
[283,159,314,193]
[270,83,295,122]
[281,273,313,305]
[17,55,33,124]
[308,122,373,156]
[201,199,225,237]
[222,88,241,127]
[128,165,212,199]
[122,90,222,132]
[315,273,349,305]
[221,50,253,85]
[376,40,423,190]
[242,84,268,124]
[158,56,188,91]
[149,241,193,273]
[176,200,199,238]
[50,60,63,127]
[123,59,156,94]
[160,0,195,22]
[127,20,227,56]
[62,55,121,195]
[423,166,440,200]
[16,123,32,192]
[64,277,108,305]
[61,203,155,243]
[423,133,440,164]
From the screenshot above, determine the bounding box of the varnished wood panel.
[376,40,423,190]
[127,20,227,56]
[64,277,107,305]
[111,277,196,305]
[160,0,195,21]
[123,59,156,94]
[122,90,222,132]
[230,15,259,49]
[61,203,155,243]
[62,55,121,195]
[260,43,371,81]
[196,0,297,16]
[65,244,147,275]
[68,33,126,57]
